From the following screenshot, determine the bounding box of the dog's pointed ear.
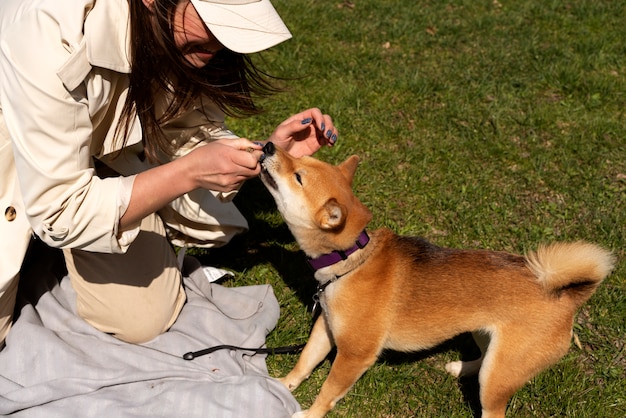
[316,198,346,230]
[338,155,360,185]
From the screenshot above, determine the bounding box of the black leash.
[182,343,306,360]
[183,280,327,361]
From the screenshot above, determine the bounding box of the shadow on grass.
[193,177,318,307]
[380,332,483,417]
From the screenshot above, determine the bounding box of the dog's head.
[259,142,372,258]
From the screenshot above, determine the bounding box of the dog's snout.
[263,142,276,156]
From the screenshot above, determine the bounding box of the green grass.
[193,0,625,416]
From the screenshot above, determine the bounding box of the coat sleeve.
[156,101,250,249]
[0,9,132,253]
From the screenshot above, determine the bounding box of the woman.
[0,0,338,345]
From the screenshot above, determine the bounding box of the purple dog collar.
[308,230,370,271]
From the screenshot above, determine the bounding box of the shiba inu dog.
[258,142,615,418]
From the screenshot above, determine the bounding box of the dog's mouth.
[259,165,278,190]
[259,142,279,190]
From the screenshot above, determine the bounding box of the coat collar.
[57,0,131,91]
[84,0,132,73]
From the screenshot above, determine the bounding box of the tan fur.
[259,143,615,418]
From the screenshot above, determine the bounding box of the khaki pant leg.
[0,273,19,347]
[64,214,186,344]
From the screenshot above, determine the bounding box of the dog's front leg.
[302,347,379,418]
[280,315,334,392]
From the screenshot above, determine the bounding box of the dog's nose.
[263,142,275,155]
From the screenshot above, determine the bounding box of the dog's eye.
[294,172,303,185]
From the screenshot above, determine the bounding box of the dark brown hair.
[118,0,283,161]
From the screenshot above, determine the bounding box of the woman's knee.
[76,281,186,344]
[65,213,186,343]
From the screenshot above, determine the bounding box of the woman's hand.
[266,108,338,158]
[120,138,262,231]
[182,138,264,192]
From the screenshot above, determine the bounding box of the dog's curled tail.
[525,241,615,305]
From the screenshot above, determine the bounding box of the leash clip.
[311,293,321,316]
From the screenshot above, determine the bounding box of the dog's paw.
[445,358,482,378]
[445,361,464,377]
[279,376,299,392]
[292,410,309,418]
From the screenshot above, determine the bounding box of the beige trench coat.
[0,0,248,294]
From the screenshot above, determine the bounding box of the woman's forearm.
[119,158,195,231]
[119,138,264,232]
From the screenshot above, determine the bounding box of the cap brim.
[190,0,292,54]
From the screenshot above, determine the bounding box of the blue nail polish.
[321,122,325,132]
[253,141,264,146]
[326,130,332,139]
[331,134,337,143]
[301,117,312,124]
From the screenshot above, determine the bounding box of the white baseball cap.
[189,0,292,54]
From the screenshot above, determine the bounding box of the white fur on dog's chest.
[317,288,340,330]
[314,273,348,330]
[313,272,340,310]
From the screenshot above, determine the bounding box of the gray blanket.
[0,254,300,417]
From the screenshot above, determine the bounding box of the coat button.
[5,206,16,222]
